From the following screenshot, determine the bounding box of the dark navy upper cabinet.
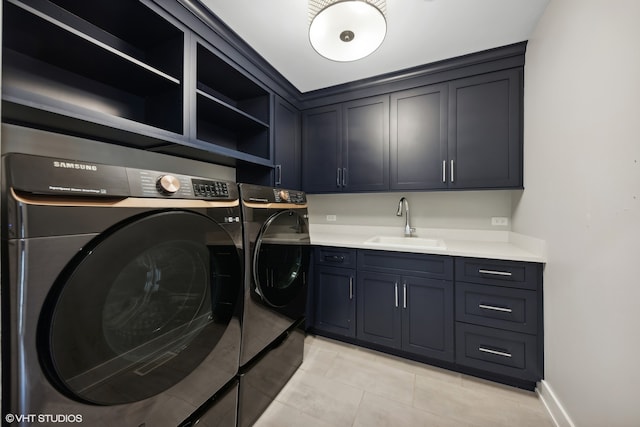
[390,69,522,191]
[273,96,301,189]
[342,96,390,192]
[448,69,523,189]
[303,68,522,193]
[302,105,342,193]
[302,96,389,193]
[390,84,448,190]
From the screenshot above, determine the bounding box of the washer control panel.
[192,179,230,198]
[4,154,239,200]
[131,169,237,200]
[156,175,181,195]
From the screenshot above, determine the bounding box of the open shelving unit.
[195,42,271,161]
[1,0,277,172]
[2,0,184,135]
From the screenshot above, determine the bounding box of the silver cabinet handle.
[450,159,455,182]
[337,168,342,187]
[394,282,399,307]
[442,160,446,183]
[479,347,512,358]
[478,269,513,277]
[479,304,513,313]
[403,283,407,309]
[349,277,354,300]
[275,165,282,185]
[342,168,347,187]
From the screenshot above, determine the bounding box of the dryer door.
[37,210,241,405]
[252,210,310,308]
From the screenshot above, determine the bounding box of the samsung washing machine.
[1,153,243,427]
[236,184,310,427]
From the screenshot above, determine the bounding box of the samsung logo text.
[53,161,98,171]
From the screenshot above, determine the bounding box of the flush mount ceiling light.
[309,0,387,62]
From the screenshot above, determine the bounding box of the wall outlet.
[326,215,337,222]
[491,217,509,226]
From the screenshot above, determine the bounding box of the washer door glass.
[253,210,310,307]
[38,210,241,405]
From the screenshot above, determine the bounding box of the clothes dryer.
[236,184,310,427]
[237,184,310,367]
[1,153,243,426]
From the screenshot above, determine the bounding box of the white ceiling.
[199,0,550,93]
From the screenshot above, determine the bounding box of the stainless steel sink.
[364,235,446,249]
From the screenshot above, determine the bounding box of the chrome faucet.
[396,197,416,237]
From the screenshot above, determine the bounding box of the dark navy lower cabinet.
[454,257,544,386]
[312,248,357,338]
[402,276,454,362]
[311,248,543,389]
[357,271,402,349]
[456,323,539,382]
[357,251,454,363]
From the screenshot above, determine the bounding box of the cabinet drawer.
[456,323,540,381]
[455,257,541,290]
[456,283,537,334]
[315,246,357,268]
[358,250,453,280]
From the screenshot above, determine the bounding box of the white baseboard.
[537,380,576,427]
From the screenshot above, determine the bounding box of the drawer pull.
[479,304,513,313]
[324,255,345,263]
[478,269,513,277]
[478,347,512,358]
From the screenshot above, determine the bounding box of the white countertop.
[309,224,546,263]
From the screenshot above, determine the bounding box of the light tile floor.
[254,335,555,427]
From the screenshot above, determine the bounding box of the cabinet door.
[401,276,454,362]
[448,69,522,189]
[314,266,356,338]
[274,96,301,189]
[357,272,401,349]
[302,104,342,193]
[343,96,390,192]
[391,84,448,190]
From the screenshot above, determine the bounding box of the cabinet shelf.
[196,43,270,122]
[196,84,269,129]
[2,0,183,133]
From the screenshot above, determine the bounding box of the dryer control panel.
[273,189,306,204]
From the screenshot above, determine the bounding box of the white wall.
[512,0,640,426]
[308,190,513,230]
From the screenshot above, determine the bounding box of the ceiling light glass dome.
[309,0,387,62]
